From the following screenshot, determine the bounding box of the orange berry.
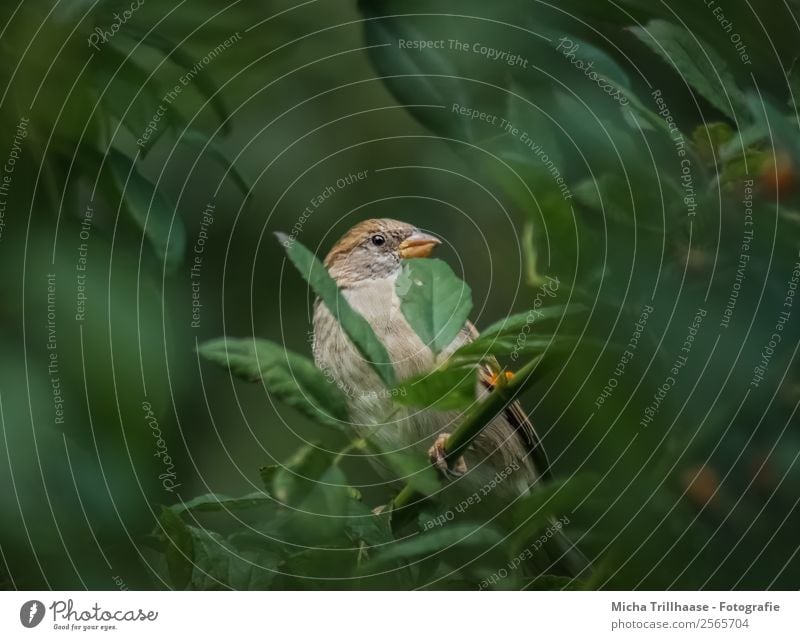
[682,465,720,509]
[760,151,795,200]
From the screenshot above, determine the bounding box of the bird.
[311,218,587,577]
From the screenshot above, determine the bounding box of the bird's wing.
[462,321,552,480]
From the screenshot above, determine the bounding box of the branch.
[391,355,547,522]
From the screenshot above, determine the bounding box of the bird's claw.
[428,432,467,479]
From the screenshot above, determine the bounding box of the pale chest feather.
[312,275,463,424]
[311,274,538,493]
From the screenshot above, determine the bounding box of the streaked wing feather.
[462,321,552,480]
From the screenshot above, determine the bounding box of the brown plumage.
[313,218,548,493]
[312,218,588,577]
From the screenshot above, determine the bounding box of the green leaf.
[692,122,735,165]
[173,492,274,515]
[272,548,360,587]
[184,527,236,590]
[523,574,587,590]
[363,438,441,496]
[481,303,583,336]
[451,304,586,362]
[504,81,565,171]
[361,15,473,140]
[159,507,194,590]
[227,549,280,590]
[276,233,397,387]
[268,443,336,506]
[92,45,174,153]
[197,337,349,430]
[121,27,232,133]
[455,336,576,360]
[345,500,393,547]
[396,258,473,356]
[394,366,477,411]
[629,19,748,120]
[572,175,667,234]
[511,474,598,549]
[541,29,631,91]
[109,149,186,271]
[294,466,352,543]
[180,130,252,196]
[366,523,502,568]
[618,83,675,135]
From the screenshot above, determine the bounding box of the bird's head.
[324,218,441,286]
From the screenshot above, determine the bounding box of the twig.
[391,355,546,518]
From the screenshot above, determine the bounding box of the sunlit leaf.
[396,258,473,355]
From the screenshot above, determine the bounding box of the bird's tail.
[523,519,592,586]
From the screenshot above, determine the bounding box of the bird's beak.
[399,231,441,259]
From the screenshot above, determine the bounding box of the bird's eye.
[371,234,385,246]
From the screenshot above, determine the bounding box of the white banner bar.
[1,591,796,639]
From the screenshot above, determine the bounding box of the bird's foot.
[428,432,467,479]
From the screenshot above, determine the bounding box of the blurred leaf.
[524,574,587,590]
[744,94,800,156]
[273,548,360,587]
[93,45,174,152]
[541,30,631,90]
[180,130,252,196]
[276,233,397,387]
[481,303,585,336]
[197,337,349,430]
[394,366,477,411]
[454,335,579,360]
[121,27,232,133]
[521,222,540,286]
[618,83,675,135]
[396,258,473,355]
[366,523,502,568]
[173,492,274,515]
[159,507,194,590]
[572,175,666,234]
[692,122,735,165]
[361,14,473,140]
[502,81,565,171]
[629,19,748,120]
[109,149,186,271]
[511,474,598,549]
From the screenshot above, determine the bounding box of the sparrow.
[312,218,586,576]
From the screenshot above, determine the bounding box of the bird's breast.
[312,275,438,425]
